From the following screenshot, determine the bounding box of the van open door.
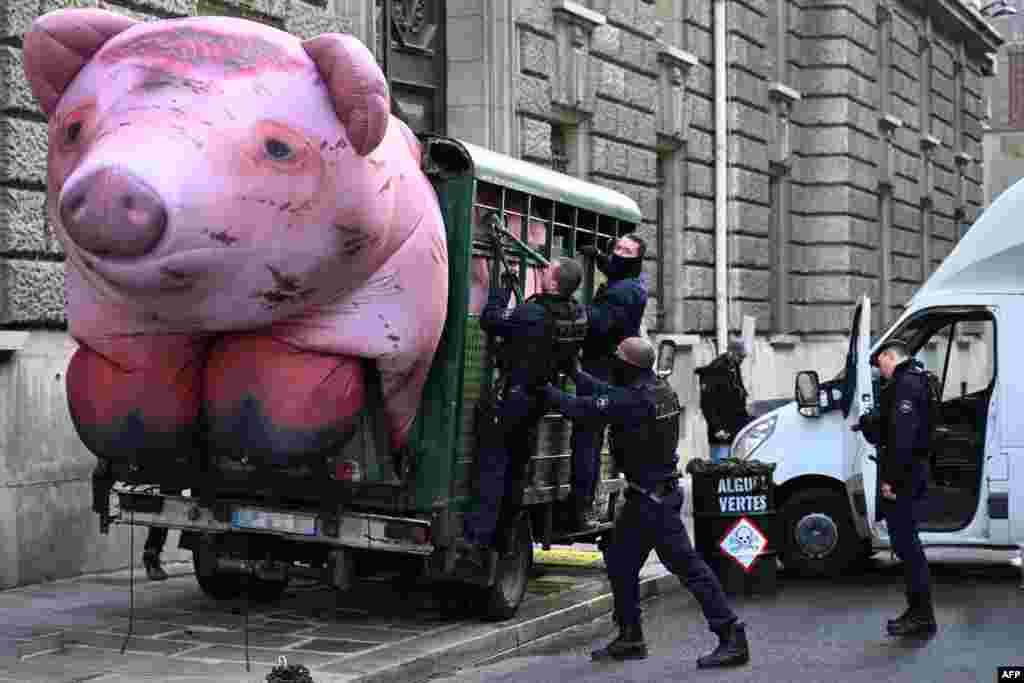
[846,296,880,539]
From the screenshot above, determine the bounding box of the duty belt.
[627,478,679,504]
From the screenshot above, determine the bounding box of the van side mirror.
[656,339,677,379]
[795,370,821,418]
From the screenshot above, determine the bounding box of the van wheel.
[482,519,533,621]
[779,488,861,577]
[193,554,287,603]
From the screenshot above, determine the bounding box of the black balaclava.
[596,252,642,282]
[611,356,647,386]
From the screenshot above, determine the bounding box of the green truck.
[100,136,674,620]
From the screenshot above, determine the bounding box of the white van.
[730,178,1024,577]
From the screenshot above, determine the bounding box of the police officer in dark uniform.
[543,337,750,668]
[463,256,587,549]
[854,338,937,637]
[696,340,752,463]
[143,526,170,581]
[570,234,648,531]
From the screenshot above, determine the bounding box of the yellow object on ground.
[533,547,604,567]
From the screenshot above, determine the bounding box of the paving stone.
[306,625,422,643]
[290,638,381,655]
[106,619,195,637]
[115,611,249,631]
[64,631,195,655]
[174,644,338,667]
[160,628,311,648]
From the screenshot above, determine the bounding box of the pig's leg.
[274,197,448,451]
[67,334,209,474]
[202,334,366,467]
[64,260,211,475]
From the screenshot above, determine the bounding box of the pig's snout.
[60,168,167,258]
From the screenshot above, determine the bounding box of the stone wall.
[502,0,997,341]
[493,0,999,464]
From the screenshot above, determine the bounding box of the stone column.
[551,1,605,178]
[919,16,935,282]
[920,134,939,280]
[655,42,699,333]
[769,83,800,338]
[447,0,516,152]
[878,113,902,326]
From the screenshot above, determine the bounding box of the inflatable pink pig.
[22,10,448,468]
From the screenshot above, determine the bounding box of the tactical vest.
[500,294,588,387]
[614,378,682,475]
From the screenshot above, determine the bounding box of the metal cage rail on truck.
[99,135,648,620]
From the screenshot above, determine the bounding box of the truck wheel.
[779,488,861,577]
[193,555,287,603]
[482,520,533,621]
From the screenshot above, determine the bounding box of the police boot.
[885,593,914,631]
[142,550,168,582]
[697,621,750,669]
[570,495,600,533]
[591,621,647,661]
[887,593,936,637]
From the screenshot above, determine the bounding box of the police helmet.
[615,337,656,369]
[870,338,910,367]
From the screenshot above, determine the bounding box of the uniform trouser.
[570,361,611,501]
[144,488,181,553]
[570,421,604,501]
[606,487,737,632]
[144,527,167,553]
[882,472,932,601]
[465,386,545,546]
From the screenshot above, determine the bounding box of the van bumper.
[110,485,435,556]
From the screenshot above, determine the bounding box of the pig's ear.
[23,9,138,117]
[302,34,390,157]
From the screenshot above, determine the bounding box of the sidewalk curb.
[14,631,63,660]
[339,567,681,683]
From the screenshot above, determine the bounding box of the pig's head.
[24,10,413,331]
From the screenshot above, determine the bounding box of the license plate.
[231,509,318,536]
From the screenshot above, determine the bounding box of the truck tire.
[482,519,533,621]
[779,488,862,577]
[193,555,288,603]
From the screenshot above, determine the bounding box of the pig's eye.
[264,138,293,161]
[66,121,83,144]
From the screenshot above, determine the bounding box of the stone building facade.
[0,0,1003,587]
[982,0,1024,204]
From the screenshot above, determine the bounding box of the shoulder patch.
[501,309,512,320]
[898,399,914,414]
[595,396,610,411]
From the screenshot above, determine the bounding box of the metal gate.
[376,0,447,135]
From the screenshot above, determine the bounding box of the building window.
[551,124,570,174]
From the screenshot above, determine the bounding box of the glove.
[500,271,518,289]
[579,245,600,259]
[853,412,880,443]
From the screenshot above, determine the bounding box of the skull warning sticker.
[719,516,769,572]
